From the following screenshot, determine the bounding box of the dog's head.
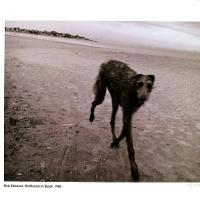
[132,74,155,105]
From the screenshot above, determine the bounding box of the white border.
[1,0,200,200]
[1,0,200,21]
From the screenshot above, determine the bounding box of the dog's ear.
[148,75,155,83]
[131,74,143,83]
[135,74,143,79]
[131,74,143,84]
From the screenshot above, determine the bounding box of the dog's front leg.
[123,108,139,181]
[111,111,139,180]
[125,126,139,181]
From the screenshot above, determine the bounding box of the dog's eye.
[147,83,152,90]
[138,82,143,87]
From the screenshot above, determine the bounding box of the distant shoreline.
[5,27,96,42]
[5,29,200,61]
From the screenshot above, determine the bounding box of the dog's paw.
[130,167,140,182]
[89,114,95,122]
[110,141,120,148]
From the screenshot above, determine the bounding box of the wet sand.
[4,33,200,181]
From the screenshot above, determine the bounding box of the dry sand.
[4,33,200,182]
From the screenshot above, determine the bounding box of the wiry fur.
[89,60,155,181]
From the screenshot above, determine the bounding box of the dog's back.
[97,60,137,94]
[100,60,137,81]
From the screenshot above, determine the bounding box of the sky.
[5,21,200,52]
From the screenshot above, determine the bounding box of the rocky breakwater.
[5,27,95,42]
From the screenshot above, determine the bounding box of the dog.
[89,60,155,181]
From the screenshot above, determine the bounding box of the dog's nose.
[140,96,147,102]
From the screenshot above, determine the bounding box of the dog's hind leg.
[110,111,131,147]
[111,106,130,148]
[89,74,106,122]
[110,97,119,143]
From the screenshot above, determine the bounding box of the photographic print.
[4,21,200,182]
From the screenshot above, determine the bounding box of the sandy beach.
[4,33,200,181]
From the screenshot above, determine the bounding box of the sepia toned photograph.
[4,21,200,182]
